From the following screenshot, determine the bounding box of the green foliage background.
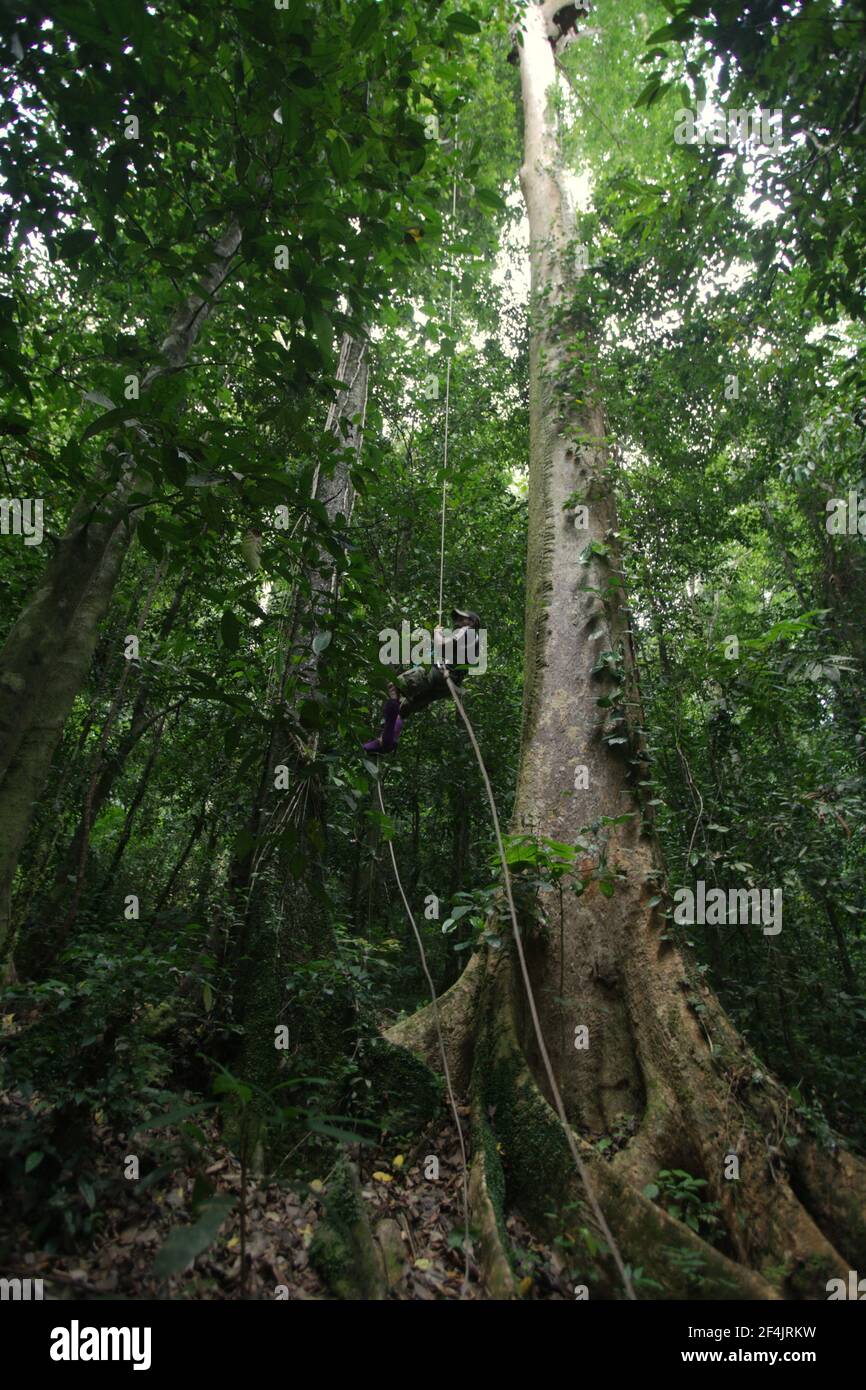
[1,0,864,1262]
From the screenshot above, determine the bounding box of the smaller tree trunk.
[0,221,241,963]
[155,798,208,914]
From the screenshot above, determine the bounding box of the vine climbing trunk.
[387,0,866,1299]
[230,334,369,904]
[231,335,369,1156]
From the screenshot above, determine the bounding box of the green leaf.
[312,630,332,655]
[476,188,507,214]
[220,610,242,651]
[541,838,578,860]
[153,1196,236,1277]
[646,16,695,44]
[287,63,317,89]
[328,136,351,183]
[81,403,141,440]
[307,1114,369,1145]
[299,698,321,729]
[133,1102,214,1133]
[213,1073,253,1104]
[446,13,482,35]
[504,838,541,866]
[0,412,30,435]
[350,4,381,46]
[25,1150,44,1173]
[634,77,672,110]
[137,520,165,561]
[58,228,98,260]
[309,307,333,356]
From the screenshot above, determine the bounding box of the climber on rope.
[360,608,483,753]
[398,607,483,715]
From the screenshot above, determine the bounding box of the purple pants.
[363,697,403,755]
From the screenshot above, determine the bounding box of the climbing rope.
[436,161,459,630]
[441,669,636,1301]
[375,774,472,1292]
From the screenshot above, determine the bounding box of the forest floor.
[2,1096,574,1300]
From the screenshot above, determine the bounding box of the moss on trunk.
[310,1155,387,1300]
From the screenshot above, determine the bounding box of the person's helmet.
[451,607,481,627]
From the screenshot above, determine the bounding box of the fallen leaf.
[392,1155,405,1169]
[372,1171,393,1184]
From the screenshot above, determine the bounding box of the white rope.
[436,162,459,630]
[375,775,472,1292]
[442,669,637,1302]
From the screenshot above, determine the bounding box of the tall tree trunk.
[0,222,241,962]
[819,891,859,997]
[230,334,369,902]
[387,0,866,1299]
[194,809,223,921]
